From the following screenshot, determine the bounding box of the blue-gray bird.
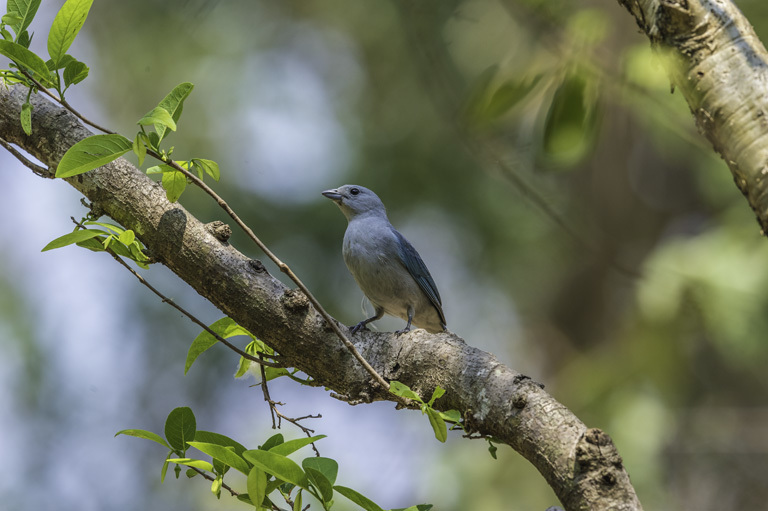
[322,185,446,334]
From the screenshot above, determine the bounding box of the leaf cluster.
[116,407,432,511]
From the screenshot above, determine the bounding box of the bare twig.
[258,357,322,456]
[0,136,53,178]
[70,217,281,368]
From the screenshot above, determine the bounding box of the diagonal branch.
[0,82,641,511]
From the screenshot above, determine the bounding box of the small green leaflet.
[0,40,53,84]
[133,132,147,166]
[5,0,42,38]
[334,485,384,511]
[268,435,326,456]
[242,449,309,489]
[138,106,176,132]
[247,467,267,509]
[166,458,214,472]
[56,134,133,178]
[388,381,422,402]
[187,441,250,475]
[155,82,194,142]
[426,407,447,443]
[185,317,254,374]
[41,228,107,251]
[20,101,32,135]
[161,170,186,202]
[164,406,196,453]
[63,58,88,88]
[114,428,170,449]
[191,158,220,182]
[47,0,94,68]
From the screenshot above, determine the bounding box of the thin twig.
[0,136,53,178]
[258,356,322,456]
[21,70,116,135]
[70,218,281,368]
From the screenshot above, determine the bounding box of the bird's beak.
[322,189,343,202]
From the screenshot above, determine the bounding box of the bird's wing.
[392,229,446,326]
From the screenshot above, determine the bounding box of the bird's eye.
[350,187,360,195]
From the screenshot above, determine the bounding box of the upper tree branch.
[0,82,641,511]
[618,0,768,232]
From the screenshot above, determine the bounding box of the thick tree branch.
[0,82,641,511]
[617,0,768,232]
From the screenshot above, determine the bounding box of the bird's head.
[322,185,387,221]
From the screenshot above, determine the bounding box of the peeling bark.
[0,83,641,510]
[618,0,768,232]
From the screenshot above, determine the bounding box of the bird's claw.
[349,322,368,334]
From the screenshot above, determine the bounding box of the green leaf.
[303,457,337,502]
[247,466,268,509]
[304,466,332,502]
[155,82,194,141]
[164,406,196,452]
[146,164,174,174]
[55,134,133,178]
[333,485,384,511]
[211,475,222,497]
[167,458,214,472]
[193,430,247,457]
[542,72,599,165]
[185,317,253,374]
[161,170,186,202]
[138,106,176,132]
[484,75,542,120]
[301,456,338,486]
[425,407,447,443]
[6,0,42,39]
[20,101,32,135]
[391,506,433,511]
[63,58,88,88]
[83,221,124,235]
[293,489,303,511]
[268,435,326,456]
[47,0,93,67]
[0,40,53,84]
[192,158,220,182]
[75,236,106,252]
[427,386,445,407]
[388,381,422,403]
[133,132,146,167]
[487,438,498,460]
[438,409,461,423]
[160,452,171,483]
[188,441,250,475]
[242,449,310,489]
[41,228,106,251]
[260,433,284,451]
[118,230,135,245]
[114,428,170,449]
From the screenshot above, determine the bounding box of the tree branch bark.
[0,82,641,510]
[617,0,768,232]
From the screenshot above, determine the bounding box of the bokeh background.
[2,0,768,509]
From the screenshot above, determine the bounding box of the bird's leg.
[395,307,414,335]
[350,307,384,334]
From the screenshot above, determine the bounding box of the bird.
[322,184,446,334]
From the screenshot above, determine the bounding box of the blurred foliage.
[3,0,768,510]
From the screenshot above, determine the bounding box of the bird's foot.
[349,322,368,334]
[395,326,411,335]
